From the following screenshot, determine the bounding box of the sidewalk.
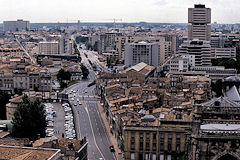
[97,102,124,160]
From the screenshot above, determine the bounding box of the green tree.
[57,69,72,89]
[85,42,93,50]
[81,64,89,79]
[0,92,10,120]
[12,96,47,138]
[76,36,88,44]
[57,69,71,82]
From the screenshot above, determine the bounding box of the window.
[145,153,150,160]
[167,155,171,160]
[152,154,156,160]
[160,155,164,160]
[146,133,150,140]
[131,153,135,160]
[140,142,143,150]
[131,132,135,140]
[168,134,172,152]
[139,153,143,160]
[146,142,150,151]
[153,133,156,140]
[176,134,181,153]
[131,142,135,150]
[153,142,157,151]
[140,133,144,140]
[160,134,165,151]
[176,144,180,153]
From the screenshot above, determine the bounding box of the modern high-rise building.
[188,4,211,41]
[178,40,212,66]
[3,19,30,32]
[124,41,161,67]
[98,32,122,54]
[59,33,73,55]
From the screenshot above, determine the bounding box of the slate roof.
[200,96,240,107]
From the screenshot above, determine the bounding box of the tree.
[57,69,72,88]
[0,92,10,120]
[76,36,88,44]
[12,96,47,138]
[85,42,93,50]
[57,69,71,82]
[81,64,89,79]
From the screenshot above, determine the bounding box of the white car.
[79,102,82,105]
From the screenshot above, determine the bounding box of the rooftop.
[0,145,60,160]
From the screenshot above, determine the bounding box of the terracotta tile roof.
[0,146,59,160]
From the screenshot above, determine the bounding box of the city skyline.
[0,0,239,24]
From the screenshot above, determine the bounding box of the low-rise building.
[39,41,59,55]
[211,47,236,59]
[188,97,240,160]
[0,145,61,160]
[124,108,192,160]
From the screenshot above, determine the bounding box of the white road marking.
[83,101,105,159]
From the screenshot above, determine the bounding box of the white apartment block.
[169,57,189,72]
[125,41,161,67]
[116,35,176,63]
[3,19,30,32]
[39,41,59,55]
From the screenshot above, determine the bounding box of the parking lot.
[44,103,76,139]
[44,103,55,137]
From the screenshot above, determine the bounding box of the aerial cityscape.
[0,1,240,160]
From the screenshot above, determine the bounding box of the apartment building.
[169,56,189,73]
[124,109,192,160]
[125,41,161,67]
[3,19,30,32]
[97,67,212,160]
[116,35,176,62]
[39,41,59,55]
[98,32,123,54]
[211,47,236,58]
[59,33,73,55]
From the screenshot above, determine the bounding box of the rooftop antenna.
[67,18,69,29]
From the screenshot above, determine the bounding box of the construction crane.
[113,18,122,28]
[100,18,123,28]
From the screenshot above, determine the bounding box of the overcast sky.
[0,0,239,24]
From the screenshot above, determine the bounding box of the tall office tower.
[188,4,211,41]
[77,20,80,32]
[124,41,161,67]
[3,19,30,32]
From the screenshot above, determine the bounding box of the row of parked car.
[44,103,56,137]
[62,103,76,139]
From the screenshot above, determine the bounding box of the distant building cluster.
[3,19,30,32]
[0,2,239,160]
